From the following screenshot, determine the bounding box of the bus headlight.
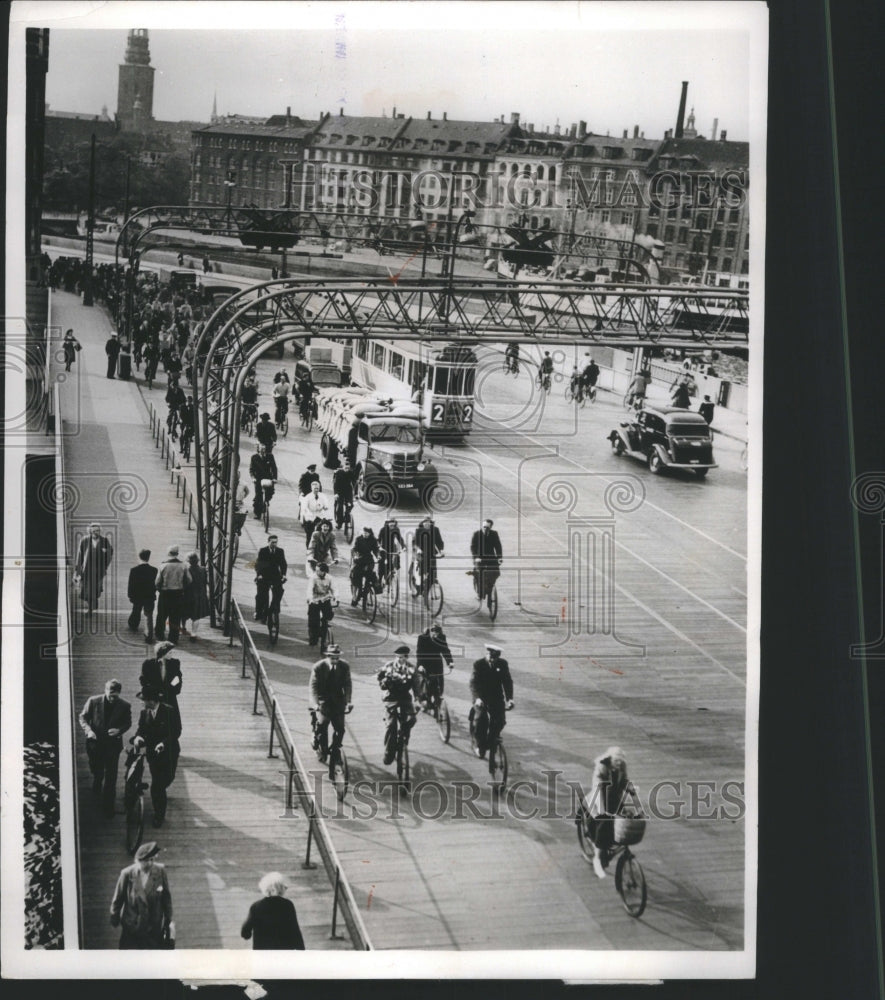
[383,461,393,471]
[416,462,426,472]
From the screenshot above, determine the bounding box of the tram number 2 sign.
[432,401,473,427]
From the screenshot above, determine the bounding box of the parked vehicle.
[608,405,716,478]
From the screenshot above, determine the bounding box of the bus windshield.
[370,423,420,443]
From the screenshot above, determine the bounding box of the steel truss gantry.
[193,276,749,633]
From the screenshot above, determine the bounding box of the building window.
[645,223,658,238]
[664,225,675,242]
[740,259,749,274]
[721,257,733,272]
[372,343,386,369]
[678,227,689,245]
[725,231,736,249]
[710,229,721,248]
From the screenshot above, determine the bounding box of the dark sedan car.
[608,405,717,478]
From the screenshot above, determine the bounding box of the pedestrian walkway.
[53,291,352,950]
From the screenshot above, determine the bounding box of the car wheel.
[695,467,709,479]
[648,451,663,474]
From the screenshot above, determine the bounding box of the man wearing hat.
[298,462,322,497]
[308,644,353,769]
[254,534,288,624]
[154,545,191,645]
[139,642,183,779]
[415,624,454,710]
[256,411,277,452]
[376,645,419,765]
[470,518,503,602]
[469,643,514,770]
[78,679,132,817]
[249,444,278,520]
[105,331,121,379]
[110,841,174,948]
[133,685,177,828]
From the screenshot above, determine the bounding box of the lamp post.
[224,169,237,232]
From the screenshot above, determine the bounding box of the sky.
[23,1,763,142]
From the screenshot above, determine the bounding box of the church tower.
[117,28,155,131]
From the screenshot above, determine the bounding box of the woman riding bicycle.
[350,526,379,604]
[306,562,338,647]
[306,520,339,575]
[581,746,637,879]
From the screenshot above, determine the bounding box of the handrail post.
[241,623,248,676]
[268,699,278,758]
[187,494,194,530]
[302,800,318,870]
[252,660,262,714]
[329,866,344,940]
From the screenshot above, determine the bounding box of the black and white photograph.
[3,0,767,982]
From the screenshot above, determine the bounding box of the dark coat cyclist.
[470,518,502,600]
[416,623,454,705]
[469,643,514,766]
[249,446,278,518]
[308,644,353,765]
[413,516,444,592]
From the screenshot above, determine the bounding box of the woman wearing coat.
[110,841,174,949]
[62,329,81,372]
[183,552,211,641]
[241,872,305,950]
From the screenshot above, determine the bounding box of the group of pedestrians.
[126,545,210,645]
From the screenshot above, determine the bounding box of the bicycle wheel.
[231,531,240,562]
[331,748,349,801]
[407,558,421,598]
[387,568,400,608]
[263,501,270,533]
[487,584,498,621]
[267,610,279,647]
[321,621,334,651]
[363,586,377,624]
[490,740,508,788]
[576,808,596,863]
[125,796,144,855]
[615,851,647,918]
[425,579,444,618]
[396,739,410,790]
[343,511,354,544]
[565,384,576,403]
[436,697,451,743]
[280,414,289,437]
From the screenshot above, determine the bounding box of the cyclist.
[306,562,338,647]
[580,356,600,400]
[669,371,696,409]
[254,534,287,624]
[568,365,584,402]
[580,746,636,879]
[625,369,650,410]
[376,644,419,765]
[412,515,444,596]
[233,472,250,537]
[350,526,379,605]
[306,519,339,574]
[272,371,291,428]
[178,395,196,457]
[298,463,322,497]
[256,412,277,452]
[142,340,159,385]
[504,342,520,374]
[469,643,514,768]
[416,623,454,710]
[299,481,333,546]
[308,643,353,765]
[333,460,355,529]
[241,374,259,429]
[299,386,318,426]
[248,445,278,520]
[470,518,503,601]
[537,351,554,388]
[165,378,186,439]
[378,517,406,582]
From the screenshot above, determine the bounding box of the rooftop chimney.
[511,111,520,124]
[339,107,344,116]
[622,129,628,139]
[675,80,688,138]
[633,125,639,138]
[392,105,397,118]
[711,117,718,141]
[569,123,577,138]
[427,111,432,120]
[528,123,534,133]
[286,106,291,118]
[443,111,447,121]
[720,129,727,141]
[578,121,587,139]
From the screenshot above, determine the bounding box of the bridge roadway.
[56,288,750,958]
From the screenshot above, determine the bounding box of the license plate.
[400,482,414,488]
[690,460,699,464]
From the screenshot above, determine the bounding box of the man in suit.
[470,518,503,601]
[127,549,158,641]
[110,841,174,949]
[76,522,114,613]
[249,444,278,519]
[78,679,132,817]
[308,643,353,767]
[139,642,183,780]
[105,331,121,379]
[298,462,322,497]
[133,684,177,828]
[469,643,514,771]
[413,516,444,594]
[254,534,287,624]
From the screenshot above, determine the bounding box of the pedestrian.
[699,394,715,426]
[110,841,174,949]
[75,522,114,614]
[241,872,305,950]
[154,545,191,645]
[62,329,81,372]
[78,679,132,817]
[298,463,322,496]
[105,331,121,379]
[132,684,177,828]
[139,642,183,777]
[202,256,211,274]
[182,552,210,640]
[127,548,158,641]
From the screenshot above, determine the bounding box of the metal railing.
[145,400,201,538]
[230,599,373,950]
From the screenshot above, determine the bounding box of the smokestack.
[622,129,628,139]
[633,125,639,139]
[339,107,344,116]
[286,106,291,119]
[511,111,520,124]
[427,111,432,120]
[443,111,447,121]
[675,81,688,138]
[392,105,397,118]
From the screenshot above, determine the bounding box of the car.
[608,405,717,478]
[294,358,345,394]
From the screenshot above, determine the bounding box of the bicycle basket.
[260,479,273,487]
[613,814,646,846]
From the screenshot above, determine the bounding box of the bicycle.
[623,391,645,413]
[503,356,520,377]
[350,563,378,624]
[418,669,451,743]
[472,560,499,621]
[309,707,349,801]
[309,598,337,650]
[408,550,444,617]
[231,510,247,561]
[300,397,318,431]
[538,371,552,394]
[242,404,258,436]
[341,500,355,544]
[387,701,414,791]
[179,424,193,463]
[575,806,648,917]
[266,583,284,646]
[469,701,508,789]
[274,397,290,436]
[259,479,273,533]
[166,408,180,441]
[565,379,586,407]
[123,744,149,855]
[379,550,401,608]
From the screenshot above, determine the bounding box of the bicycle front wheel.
[364,586,377,624]
[426,579,444,618]
[436,697,451,743]
[488,584,498,621]
[280,415,289,437]
[331,749,349,801]
[344,512,354,544]
[576,809,596,864]
[407,559,421,598]
[267,611,279,646]
[615,851,647,918]
[396,740,410,791]
[262,502,270,533]
[126,796,144,855]
[387,569,400,608]
[490,741,508,789]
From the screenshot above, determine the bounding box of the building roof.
[649,136,749,173]
[196,119,319,138]
[46,108,113,122]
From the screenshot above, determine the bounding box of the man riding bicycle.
[254,534,287,624]
[333,460,355,529]
[537,351,554,387]
[306,519,339,574]
[378,517,405,581]
[581,356,600,398]
[470,518,503,600]
[413,515,444,595]
[256,412,277,453]
[178,395,196,452]
[416,623,454,710]
[241,375,259,428]
[249,445,277,519]
[350,526,379,604]
[308,643,353,766]
[580,746,636,879]
[625,369,650,410]
[272,373,291,428]
[165,378,186,438]
[505,342,520,374]
[377,644,419,765]
[306,562,338,647]
[469,643,514,768]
